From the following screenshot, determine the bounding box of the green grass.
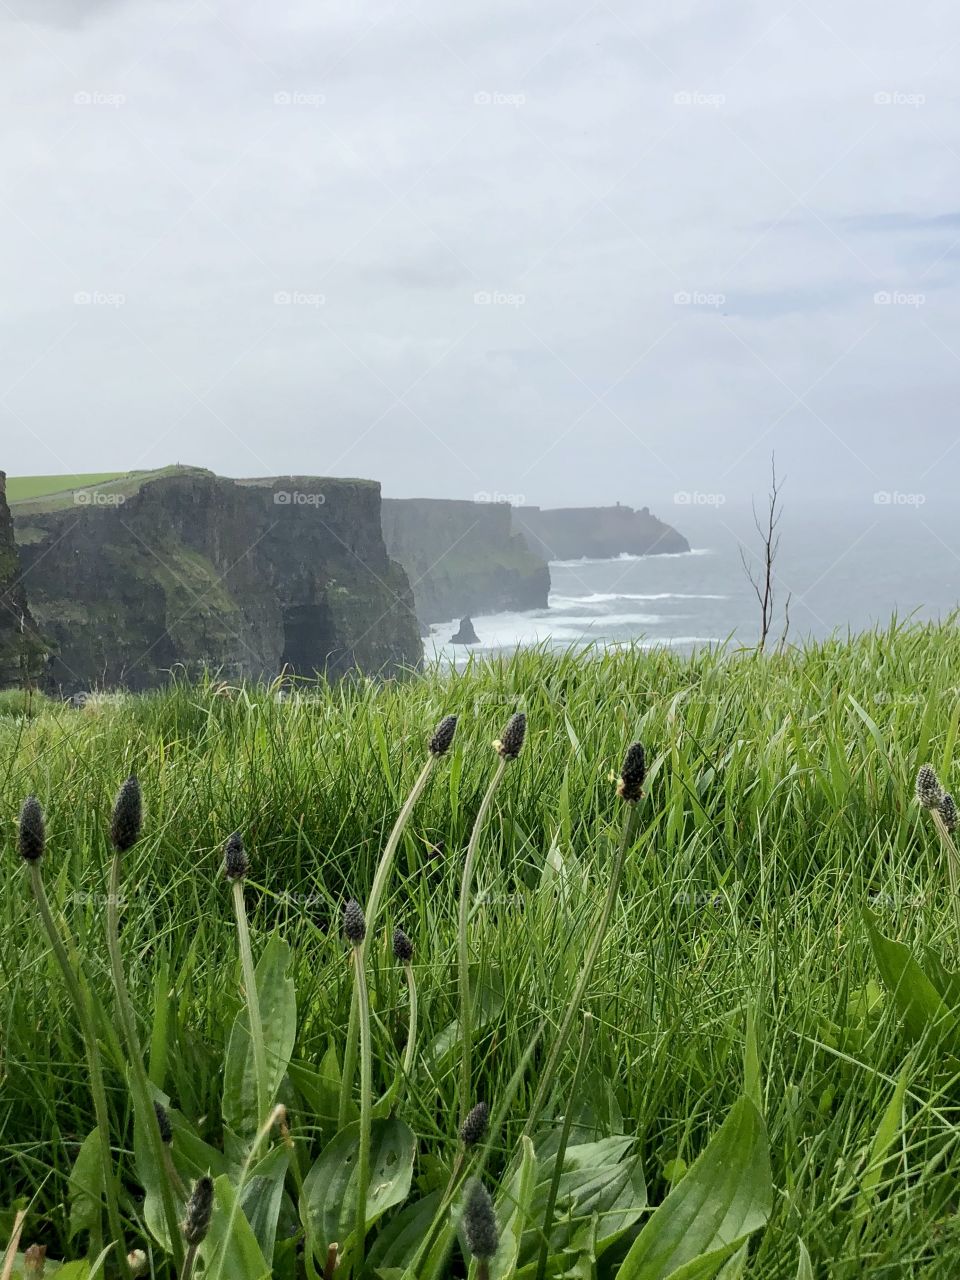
[3,625,960,1275]
[5,474,131,503]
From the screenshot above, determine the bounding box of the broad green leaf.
[223,935,297,1139]
[368,1190,443,1270]
[716,1243,749,1278]
[132,1077,179,1250]
[240,1142,291,1263]
[200,1173,272,1280]
[290,1043,351,1140]
[854,1061,908,1221]
[864,910,960,1049]
[301,1117,417,1260]
[796,1240,813,1280]
[517,1136,647,1270]
[68,1127,103,1242]
[618,1097,772,1280]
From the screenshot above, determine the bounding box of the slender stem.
[535,1013,593,1280]
[339,757,437,1128]
[353,946,374,1276]
[401,960,418,1082]
[524,801,642,1136]
[404,1152,465,1280]
[28,862,133,1280]
[106,854,184,1269]
[181,1242,199,1280]
[322,1243,339,1280]
[459,756,508,1124]
[232,878,271,1155]
[211,1104,284,1280]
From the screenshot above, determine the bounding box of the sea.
[425,500,960,662]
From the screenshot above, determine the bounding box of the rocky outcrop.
[0,472,43,688]
[450,616,479,645]
[513,503,689,561]
[12,468,422,693]
[381,498,550,624]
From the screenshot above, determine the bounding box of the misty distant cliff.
[11,468,422,693]
[381,498,550,624]
[513,504,689,561]
[0,472,42,687]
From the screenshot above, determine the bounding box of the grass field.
[4,474,131,503]
[3,629,960,1277]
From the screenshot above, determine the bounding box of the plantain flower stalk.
[19,797,134,1280]
[339,714,457,1128]
[924,781,960,944]
[344,901,374,1278]
[104,777,183,1268]
[180,1174,214,1280]
[393,927,418,1083]
[463,1179,499,1280]
[524,742,646,1136]
[459,712,525,1123]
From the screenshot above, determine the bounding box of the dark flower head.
[463,1178,499,1261]
[617,742,646,802]
[111,776,143,853]
[18,796,45,863]
[182,1174,214,1246]
[223,831,250,880]
[494,712,526,760]
[429,714,458,757]
[393,926,414,964]
[343,898,366,946]
[154,1101,173,1144]
[917,765,944,810]
[459,1101,489,1147]
[940,793,959,834]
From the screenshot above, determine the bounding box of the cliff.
[381,498,550,625]
[11,468,422,693]
[514,503,690,561]
[0,472,45,687]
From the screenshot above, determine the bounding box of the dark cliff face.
[513,504,690,561]
[13,470,422,693]
[0,472,43,688]
[381,498,550,624]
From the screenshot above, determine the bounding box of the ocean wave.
[550,548,713,567]
[549,591,727,605]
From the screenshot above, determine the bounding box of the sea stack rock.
[451,616,479,645]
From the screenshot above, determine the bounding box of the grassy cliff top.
[8,466,380,514]
[7,466,213,512]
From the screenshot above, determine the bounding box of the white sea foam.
[549,591,727,605]
[550,548,714,567]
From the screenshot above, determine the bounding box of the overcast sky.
[1,0,958,513]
